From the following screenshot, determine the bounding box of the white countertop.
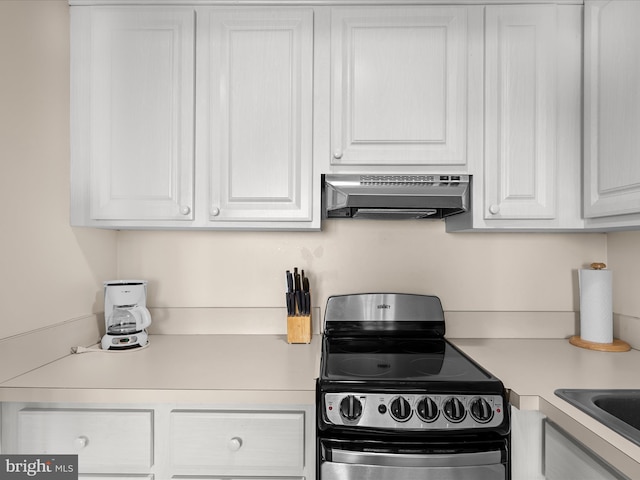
[1,334,639,476]
[0,334,321,405]
[452,338,640,479]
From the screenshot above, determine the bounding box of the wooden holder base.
[569,335,631,352]
[287,315,311,344]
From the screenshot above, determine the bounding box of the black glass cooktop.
[321,337,493,384]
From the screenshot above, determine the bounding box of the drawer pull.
[228,437,243,451]
[74,435,89,450]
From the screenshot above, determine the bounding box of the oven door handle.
[330,448,503,468]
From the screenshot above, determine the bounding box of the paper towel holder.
[569,336,630,352]
[569,262,631,352]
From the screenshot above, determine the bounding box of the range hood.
[323,174,470,220]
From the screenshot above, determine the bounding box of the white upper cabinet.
[71,8,196,223]
[70,2,595,232]
[199,9,314,224]
[447,5,584,231]
[584,0,640,228]
[71,6,318,230]
[484,5,557,220]
[329,6,482,171]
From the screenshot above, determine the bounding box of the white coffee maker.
[101,280,152,350]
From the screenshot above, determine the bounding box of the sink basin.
[555,389,640,446]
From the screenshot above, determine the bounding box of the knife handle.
[304,291,311,315]
[295,291,303,316]
[286,292,295,315]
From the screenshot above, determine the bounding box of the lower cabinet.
[544,420,629,480]
[511,408,633,480]
[78,477,153,480]
[1,402,315,480]
[170,410,305,476]
[15,408,153,472]
[510,407,545,480]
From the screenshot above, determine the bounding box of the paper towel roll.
[579,268,613,344]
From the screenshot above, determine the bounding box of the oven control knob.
[417,397,439,422]
[389,396,412,421]
[470,397,494,423]
[443,397,466,423]
[339,395,363,421]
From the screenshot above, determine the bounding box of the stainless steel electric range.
[316,293,511,480]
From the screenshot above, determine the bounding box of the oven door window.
[320,440,507,480]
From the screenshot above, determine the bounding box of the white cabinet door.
[447,5,583,231]
[71,7,195,222]
[584,0,640,219]
[511,407,545,480]
[545,421,627,480]
[484,5,557,220]
[199,9,314,224]
[330,6,481,168]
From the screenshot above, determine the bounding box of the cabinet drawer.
[170,410,304,472]
[172,478,302,480]
[17,409,153,470]
[80,477,153,480]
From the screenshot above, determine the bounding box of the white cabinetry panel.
[447,5,583,231]
[484,5,557,220]
[79,477,153,480]
[330,6,479,168]
[545,421,627,480]
[172,478,302,480]
[169,410,305,475]
[72,8,195,222]
[2,402,315,479]
[200,9,314,223]
[584,0,640,220]
[71,6,318,230]
[17,408,153,471]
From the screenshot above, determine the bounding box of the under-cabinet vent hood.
[323,174,470,220]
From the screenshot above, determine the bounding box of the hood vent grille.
[323,174,470,220]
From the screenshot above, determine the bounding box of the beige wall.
[0,1,117,340]
[117,224,606,315]
[608,231,640,318]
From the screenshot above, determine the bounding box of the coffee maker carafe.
[101,280,152,350]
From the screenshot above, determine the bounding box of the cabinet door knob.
[180,206,191,215]
[228,437,243,451]
[74,435,89,450]
[333,150,343,160]
[211,207,220,217]
[489,204,500,215]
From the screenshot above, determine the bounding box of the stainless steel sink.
[555,389,640,446]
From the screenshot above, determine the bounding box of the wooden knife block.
[287,314,311,344]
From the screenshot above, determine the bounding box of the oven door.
[319,438,508,480]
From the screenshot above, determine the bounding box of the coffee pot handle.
[139,307,152,330]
